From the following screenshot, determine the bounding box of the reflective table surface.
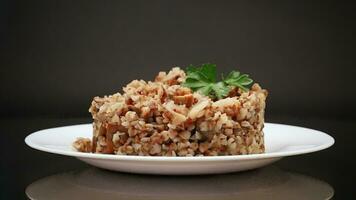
[26,166,333,200]
[1,116,355,199]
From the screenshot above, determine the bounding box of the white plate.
[25,123,334,175]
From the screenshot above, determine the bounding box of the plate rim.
[24,122,335,162]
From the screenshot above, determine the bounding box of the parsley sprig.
[182,63,253,99]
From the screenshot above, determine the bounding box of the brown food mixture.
[73,67,268,156]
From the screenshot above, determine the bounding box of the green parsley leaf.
[182,64,253,99]
[223,70,253,92]
[197,84,213,96]
[211,81,230,99]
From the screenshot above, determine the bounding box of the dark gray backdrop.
[1,0,355,118]
[1,1,356,199]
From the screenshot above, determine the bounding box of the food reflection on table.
[26,166,333,200]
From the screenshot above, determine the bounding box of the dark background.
[1,0,355,199]
[1,0,355,118]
